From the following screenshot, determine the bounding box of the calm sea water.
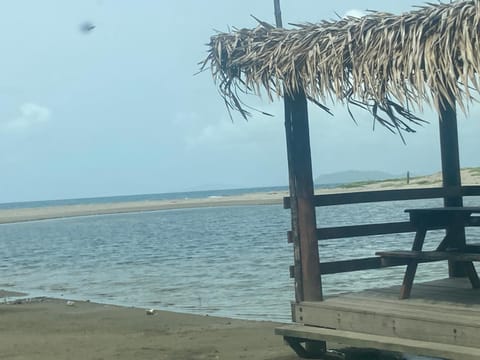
[1,192,480,324]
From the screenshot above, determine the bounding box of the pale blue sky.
[0,1,479,203]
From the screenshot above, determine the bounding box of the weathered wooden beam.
[438,96,465,277]
[439,98,463,207]
[284,88,322,302]
[276,0,307,304]
[377,250,480,262]
[284,96,303,302]
[290,255,455,277]
[285,187,451,209]
[284,186,480,209]
[319,257,402,274]
[276,320,480,359]
[273,0,283,27]
[288,219,478,244]
[316,221,414,240]
[462,185,480,196]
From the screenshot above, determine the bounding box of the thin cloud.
[343,9,366,18]
[3,103,51,130]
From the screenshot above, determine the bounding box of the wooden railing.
[286,185,480,277]
[284,186,480,209]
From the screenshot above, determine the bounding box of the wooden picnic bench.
[376,207,480,299]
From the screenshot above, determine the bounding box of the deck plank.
[276,325,480,360]
[292,277,480,349]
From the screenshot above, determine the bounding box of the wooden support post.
[283,336,326,359]
[284,88,322,302]
[273,0,283,28]
[438,95,465,277]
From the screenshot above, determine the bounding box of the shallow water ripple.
[1,198,480,323]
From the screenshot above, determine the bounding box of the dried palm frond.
[200,1,480,132]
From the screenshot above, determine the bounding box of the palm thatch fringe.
[201,1,480,133]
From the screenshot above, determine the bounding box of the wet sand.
[0,293,299,360]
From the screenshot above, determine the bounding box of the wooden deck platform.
[276,278,480,359]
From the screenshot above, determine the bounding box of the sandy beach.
[1,292,412,360]
[1,168,479,225]
[0,291,299,360]
[0,191,286,224]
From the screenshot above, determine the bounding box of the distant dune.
[333,167,480,191]
[315,170,398,185]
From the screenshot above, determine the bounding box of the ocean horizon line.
[0,183,347,211]
[0,185,288,210]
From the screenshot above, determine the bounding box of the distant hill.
[315,170,399,185]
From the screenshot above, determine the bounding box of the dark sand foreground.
[0,293,299,360]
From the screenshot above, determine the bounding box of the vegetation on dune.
[335,167,480,190]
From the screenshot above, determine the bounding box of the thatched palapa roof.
[201,1,480,133]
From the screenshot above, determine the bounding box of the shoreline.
[1,168,479,225]
[0,294,299,360]
[0,289,27,298]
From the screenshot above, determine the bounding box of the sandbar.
[1,168,478,225]
[0,191,287,224]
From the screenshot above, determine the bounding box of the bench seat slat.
[376,250,480,262]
